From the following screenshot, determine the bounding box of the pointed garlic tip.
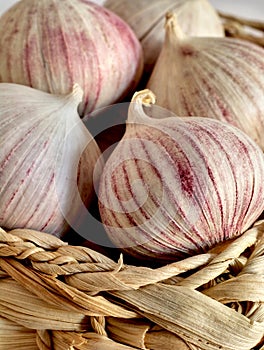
[131,89,156,106]
[165,12,185,40]
[69,83,84,105]
[128,89,156,125]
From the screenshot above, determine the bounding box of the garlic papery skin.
[147,13,264,150]
[105,0,224,73]
[98,89,264,262]
[0,0,143,116]
[0,83,103,237]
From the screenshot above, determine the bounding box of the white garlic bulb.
[0,83,103,237]
[147,13,264,150]
[105,0,224,73]
[0,0,143,116]
[98,90,264,262]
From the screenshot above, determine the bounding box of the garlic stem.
[128,89,156,124]
[70,83,84,104]
[165,12,185,41]
[60,84,84,113]
[131,89,156,106]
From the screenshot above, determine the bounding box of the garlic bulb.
[0,0,143,116]
[98,89,264,262]
[105,0,224,73]
[147,13,264,150]
[0,83,103,237]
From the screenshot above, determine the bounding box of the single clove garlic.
[0,0,143,116]
[147,13,264,150]
[0,83,103,237]
[98,89,264,262]
[105,0,224,73]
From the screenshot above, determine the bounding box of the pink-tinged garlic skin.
[0,0,143,116]
[0,83,102,237]
[147,16,264,150]
[98,91,264,262]
[105,0,224,72]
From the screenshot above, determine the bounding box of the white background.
[0,1,264,20]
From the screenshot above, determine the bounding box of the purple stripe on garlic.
[98,89,264,262]
[0,83,103,237]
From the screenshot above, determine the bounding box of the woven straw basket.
[1,12,264,350]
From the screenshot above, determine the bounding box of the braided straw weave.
[0,219,264,350]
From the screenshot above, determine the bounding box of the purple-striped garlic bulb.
[147,13,264,150]
[0,0,143,116]
[98,89,264,262]
[0,83,103,237]
[105,0,224,73]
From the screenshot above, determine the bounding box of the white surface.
[0,0,18,15]
[0,1,263,20]
[210,0,264,20]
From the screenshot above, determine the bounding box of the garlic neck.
[127,89,156,124]
[68,83,84,105]
[165,12,185,42]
